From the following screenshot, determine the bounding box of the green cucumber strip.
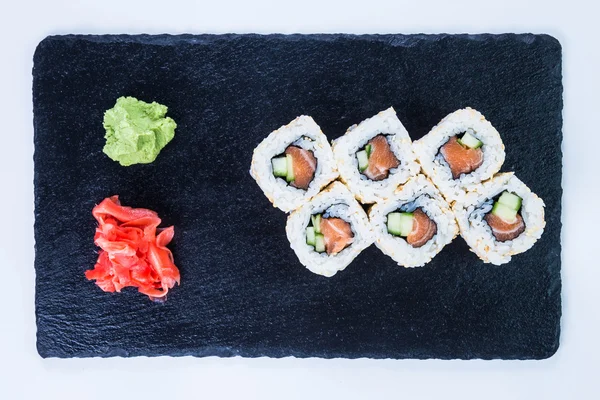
[461,132,483,149]
[271,157,287,177]
[314,233,326,253]
[311,214,322,233]
[306,227,316,246]
[398,213,414,237]
[387,212,414,237]
[387,213,402,236]
[497,191,522,211]
[365,144,373,158]
[286,154,295,183]
[491,202,518,222]
[357,150,369,172]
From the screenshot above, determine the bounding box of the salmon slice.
[364,135,400,181]
[285,146,317,190]
[439,136,483,179]
[484,212,525,242]
[320,217,354,255]
[407,208,437,248]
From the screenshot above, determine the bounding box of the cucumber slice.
[285,154,295,183]
[271,157,287,177]
[387,212,414,237]
[398,213,414,237]
[314,233,326,253]
[357,150,369,172]
[365,144,373,158]
[491,202,518,222]
[306,227,316,246]
[311,214,322,233]
[460,132,483,149]
[387,213,403,236]
[497,191,522,211]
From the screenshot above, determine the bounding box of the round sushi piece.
[250,116,339,213]
[286,181,374,277]
[332,107,420,204]
[369,174,458,267]
[412,108,505,204]
[453,172,545,265]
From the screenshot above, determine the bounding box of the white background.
[1,0,599,399]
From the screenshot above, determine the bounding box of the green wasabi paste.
[103,96,177,166]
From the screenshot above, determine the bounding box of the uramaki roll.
[286,182,374,277]
[453,172,545,265]
[332,107,420,204]
[412,108,505,204]
[369,174,458,267]
[250,116,339,213]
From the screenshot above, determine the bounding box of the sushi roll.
[250,116,339,213]
[332,107,420,204]
[453,173,545,265]
[286,181,374,277]
[369,174,458,267]
[412,108,505,204]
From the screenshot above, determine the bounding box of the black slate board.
[33,34,563,359]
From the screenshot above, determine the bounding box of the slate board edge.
[34,32,562,54]
[38,346,560,360]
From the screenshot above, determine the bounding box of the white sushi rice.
[412,108,505,204]
[332,107,420,204]
[250,116,339,213]
[286,181,374,277]
[369,174,458,267]
[453,172,546,265]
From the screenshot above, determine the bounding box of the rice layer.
[453,172,545,265]
[286,182,374,277]
[332,107,420,204]
[250,116,339,213]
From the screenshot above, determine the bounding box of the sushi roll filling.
[386,201,438,248]
[306,207,354,255]
[357,134,400,181]
[439,131,484,179]
[271,144,317,190]
[484,191,526,242]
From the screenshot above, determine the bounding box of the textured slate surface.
[33,34,563,359]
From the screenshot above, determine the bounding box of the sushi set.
[251,107,546,276]
[33,34,562,359]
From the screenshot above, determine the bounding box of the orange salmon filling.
[484,212,525,242]
[440,136,483,179]
[320,217,354,255]
[363,135,400,181]
[285,146,317,190]
[407,208,437,248]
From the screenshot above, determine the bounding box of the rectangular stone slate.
[33,34,562,359]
